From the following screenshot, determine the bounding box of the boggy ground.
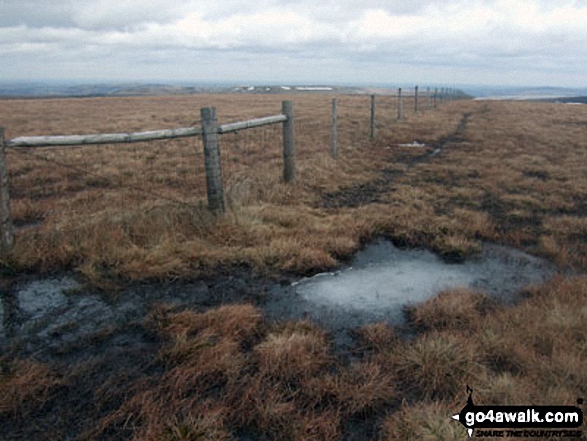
[1,96,586,440]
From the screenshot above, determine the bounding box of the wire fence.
[1,91,460,253]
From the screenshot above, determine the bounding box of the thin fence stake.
[434,88,438,108]
[415,85,419,115]
[370,95,376,141]
[427,87,431,108]
[200,107,225,214]
[397,88,403,120]
[0,128,14,253]
[331,98,338,159]
[282,100,296,183]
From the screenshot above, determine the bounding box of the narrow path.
[320,112,472,209]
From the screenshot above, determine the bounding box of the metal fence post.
[282,100,296,183]
[0,128,14,253]
[331,98,338,159]
[200,107,225,214]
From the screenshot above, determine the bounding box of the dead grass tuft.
[162,404,232,441]
[158,303,263,346]
[380,400,466,441]
[393,332,487,400]
[405,287,494,333]
[352,322,397,353]
[254,323,332,382]
[305,361,397,416]
[0,359,63,416]
[430,235,482,262]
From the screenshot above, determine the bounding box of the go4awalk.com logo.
[451,386,584,438]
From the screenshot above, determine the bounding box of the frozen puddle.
[1,241,556,353]
[274,241,555,329]
[0,277,139,349]
[397,141,428,148]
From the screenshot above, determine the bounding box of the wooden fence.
[0,87,465,252]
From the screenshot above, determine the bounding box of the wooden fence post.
[370,94,376,141]
[282,100,296,183]
[0,128,14,253]
[427,87,431,108]
[331,98,338,159]
[415,85,419,115]
[434,88,438,108]
[200,107,225,214]
[397,88,403,120]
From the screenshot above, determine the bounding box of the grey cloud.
[0,0,586,86]
[0,0,192,30]
[0,0,74,28]
[70,0,192,30]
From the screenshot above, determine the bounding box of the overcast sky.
[1,0,586,87]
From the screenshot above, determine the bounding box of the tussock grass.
[352,322,397,353]
[405,287,493,333]
[91,307,388,440]
[380,400,465,441]
[393,331,488,400]
[4,276,587,439]
[1,94,467,280]
[2,97,587,439]
[0,359,63,416]
[304,360,397,416]
[254,320,331,382]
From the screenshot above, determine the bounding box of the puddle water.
[1,241,555,355]
[0,277,140,349]
[264,241,555,332]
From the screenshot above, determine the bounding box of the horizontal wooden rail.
[6,126,203,148]
[6,113,289,148]
[218,114,287,134]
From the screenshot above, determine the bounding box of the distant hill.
[467,85,587,100]
[0,81,466,99]
[540,96,587,104]
[0,82,220,98]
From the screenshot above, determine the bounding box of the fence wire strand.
[4,93,451,250]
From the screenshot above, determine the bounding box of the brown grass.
[1,93,464,283]
[94,276,585,438]
[2,96,587,439]
[254,320,332,382]
[405,287,494,333]
[0,359,63,416]
[393,331,488,400]
[380,400,465,441]
[352,322,397,353]
[3,276,587,439]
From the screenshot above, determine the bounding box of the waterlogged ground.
[264,241,555,343]
[0,241,554,357]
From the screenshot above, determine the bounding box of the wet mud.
[320,112,471,209]
[1,239,554,360]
